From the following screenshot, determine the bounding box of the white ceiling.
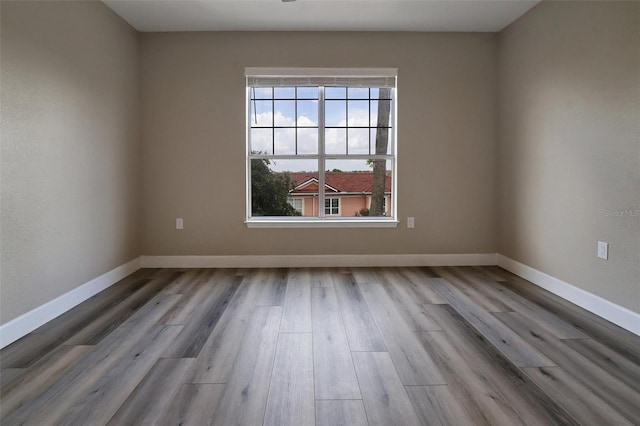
[102,0,540,33]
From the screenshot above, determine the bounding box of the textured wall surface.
[140,32,498,256]
[1,1,141,323]
[4,1,635,328]
[498,1,640,312]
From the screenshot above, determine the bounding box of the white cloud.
[297,115,316,127]
[250,107,378,171]
[250,111,318,156]
[324,108,370,154]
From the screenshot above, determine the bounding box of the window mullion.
[318,85,326,219]
[246,85,252,220]
[368,89,372,156]
[345,97,349,156]
[271,89,275,155]
[294,88,298,155]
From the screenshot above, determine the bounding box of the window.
[246,68,397,228]
[288,198,303,214]
[325,198,340,215]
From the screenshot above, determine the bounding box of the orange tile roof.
[287,171,391,194]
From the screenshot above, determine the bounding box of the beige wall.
[140,32,498,256]
[0,1,141,324]
[1,0,635,329]
[498,1,640,312]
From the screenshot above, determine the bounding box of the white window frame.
[245,68,398,228]
[324,197,340,216]
[288,197,304,215]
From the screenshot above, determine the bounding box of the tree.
[251,159,300,216]
[369,88,391,216]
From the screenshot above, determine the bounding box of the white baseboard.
[4,252,635,350]
[140,253,498,269]
[0,257,142,349]
[497,255,640,336]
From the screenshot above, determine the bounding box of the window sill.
[245,218,399,229]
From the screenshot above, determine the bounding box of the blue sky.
[249,86,391,172]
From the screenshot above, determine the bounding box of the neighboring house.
[286,171,392,217]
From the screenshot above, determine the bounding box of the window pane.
[297,100,318,126]
[370,128,392,155]
[246,76,396,223]
[378,88,393,99]
[370,196,387,213]
[348,128,369,154]
[325,128,346,155]
[297,87,318,99]
[252,87,273,99]
[348,100,369,127]
[325,87,346,99]
[369,100,379,126]
[324,159,392,217]
[250,128,273,154]
[348,87,369,99]
[288,198,303,214]
[368,159,392,217]
[370,99,392,127]
[325,100,346,127]
[325,159,372,172]
[273,100,295,126]
[251,159,318,217]
[297,128,318,155]
[274,128,295,155]
[324,198,339,215]
[274,87,295,99]
[251,100,273,127]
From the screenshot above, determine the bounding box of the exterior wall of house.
[340,196,367,217]
[293,195,391,217]
[302,197,317,217]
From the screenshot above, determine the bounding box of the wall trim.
[4,252,635,349]
[140,253,498,269]
[0,257,142,349]
[497,255,640,336]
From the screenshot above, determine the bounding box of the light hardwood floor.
[1,266,639,425]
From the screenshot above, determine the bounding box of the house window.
[246,68,397,228]
[325,198,340,215]
[288,198,303,214]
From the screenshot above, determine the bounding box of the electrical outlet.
[597,241,608,260]
[176,218,184,230]
[407,217,415,228]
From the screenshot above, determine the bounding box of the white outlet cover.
[407,217,415,228]
[597,241,608,260]
[176,218,184,230]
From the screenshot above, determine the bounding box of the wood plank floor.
[1,267,639,425]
